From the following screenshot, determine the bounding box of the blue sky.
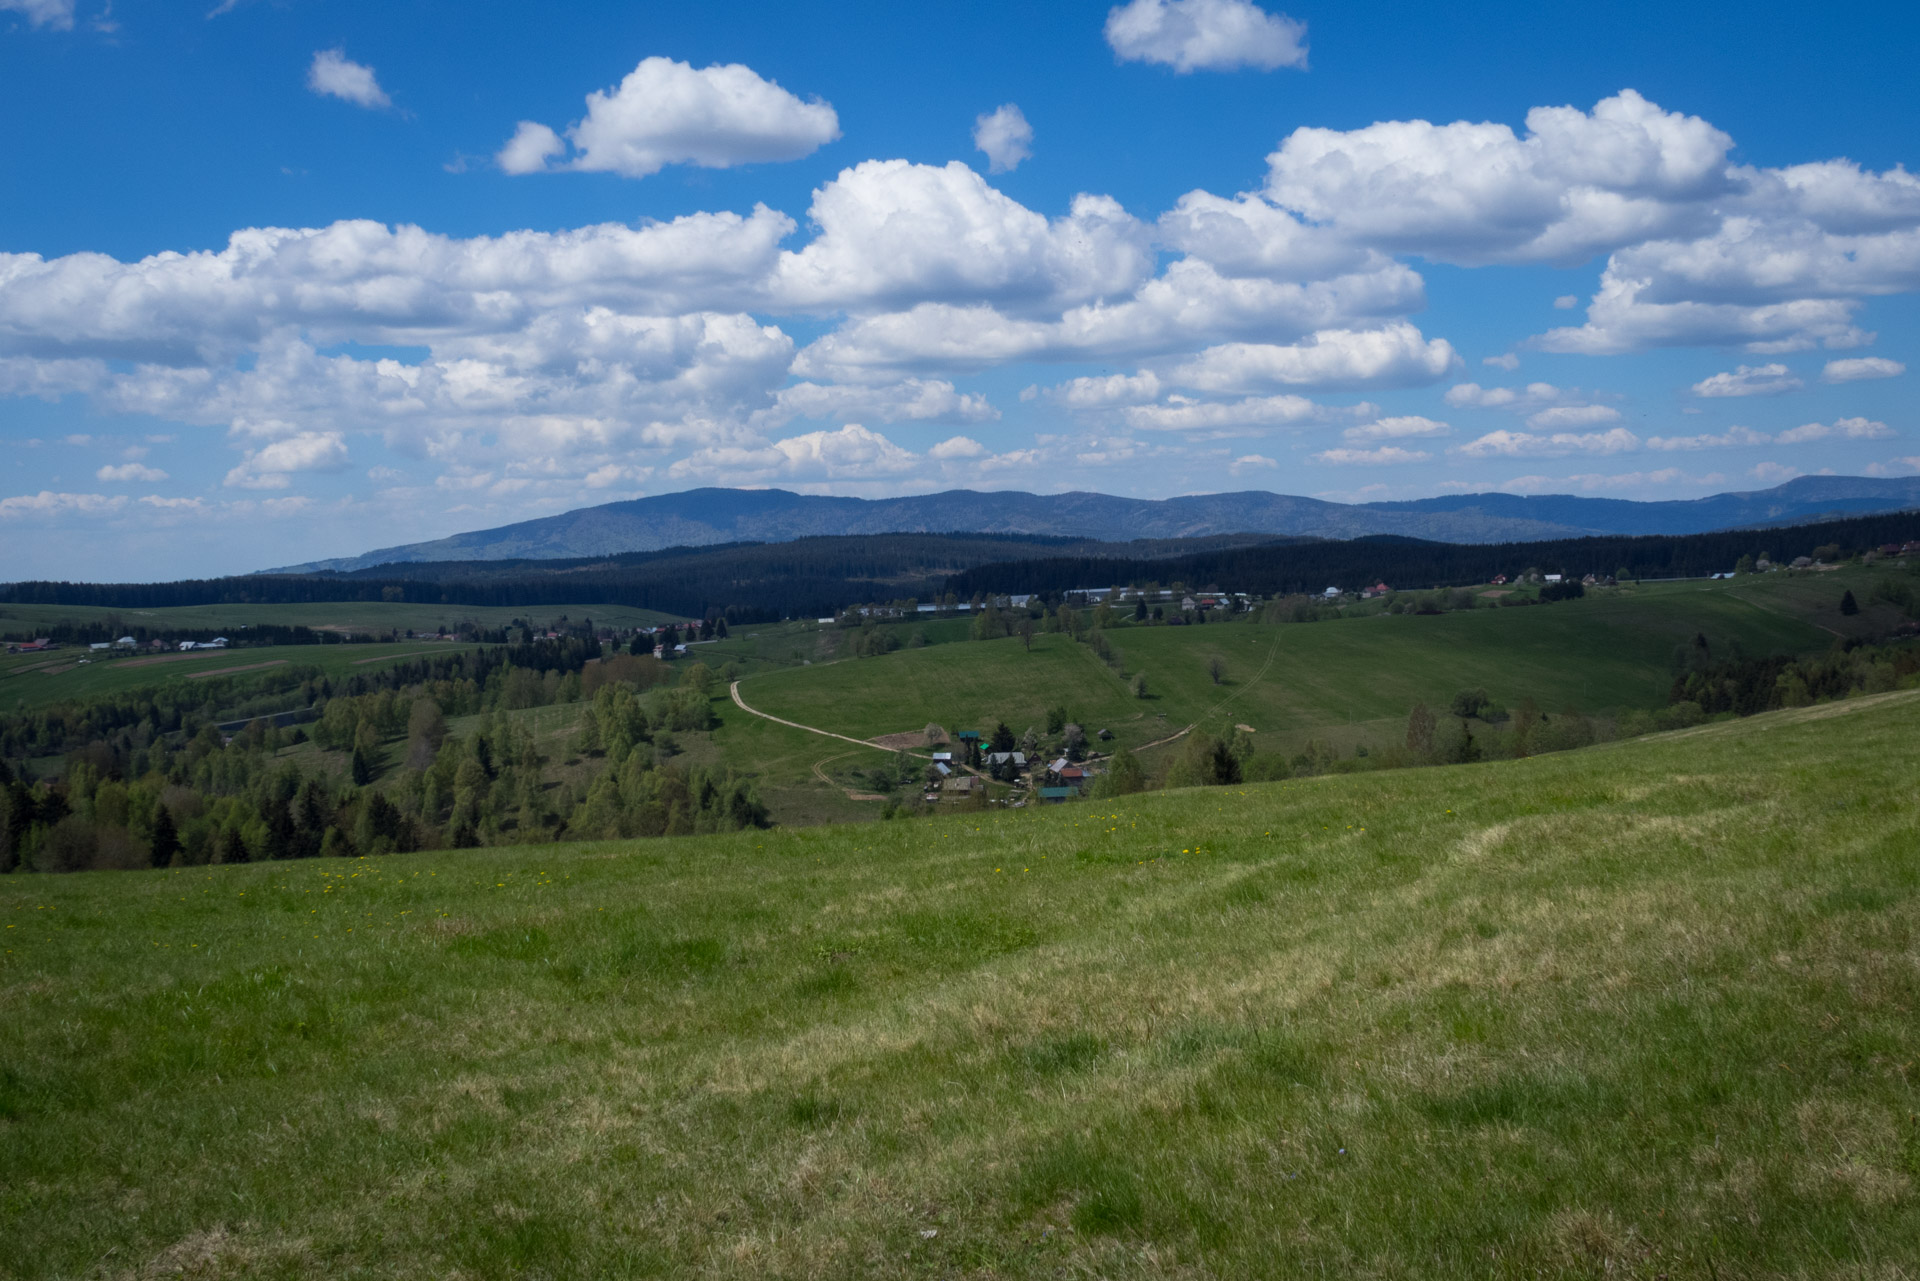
[3,0,1917,579]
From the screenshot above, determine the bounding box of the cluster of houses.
[825,588,1265,626]
[920,731,1103,806]
[8,635,220,656]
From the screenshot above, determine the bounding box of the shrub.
[1449,688,1491,719]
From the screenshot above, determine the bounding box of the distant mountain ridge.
[271,476,1920,574]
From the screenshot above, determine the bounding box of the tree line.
[943,511,1920,601]
[0,638,770,873]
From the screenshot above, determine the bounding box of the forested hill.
[0,533,1288,623]
[9,515,1920,623]
[268,475,1920,573]
[942,510,1920,601]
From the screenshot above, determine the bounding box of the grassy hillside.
[0,599,685,639]
[3,693,1917,1277]
[737,574,1837,762]
[0,640,483,713]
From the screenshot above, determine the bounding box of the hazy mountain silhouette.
[272,475,1920,573]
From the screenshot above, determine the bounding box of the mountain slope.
[272,476,1920,572]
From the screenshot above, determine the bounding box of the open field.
[3,690,1917,1277]
[0,640,482,712]
[0,600,688,639]
[736,573,1844,764]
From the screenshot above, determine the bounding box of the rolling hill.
[270,475,1920,573]
[5,690,1916,1276]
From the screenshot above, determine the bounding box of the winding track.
[729,622,1286,767]
[729,681,895,752]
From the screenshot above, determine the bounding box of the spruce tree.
[1841,589,1859,616]
[148,805,180,868]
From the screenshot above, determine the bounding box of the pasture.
[2,690,1916,1277]
[0,599,686,641]
[0,640,482,713]
[735,573,1840,763]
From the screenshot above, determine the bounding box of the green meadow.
[0,600,687,639]
[0,640,485,714]
[3,690,1917,1278]
[734,574,1843,764]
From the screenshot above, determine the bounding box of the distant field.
[3,689,1916,1277]
[0,640,481,711]
[737,572,1842,762]
[0,600,688,638]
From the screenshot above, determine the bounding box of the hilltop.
[268,475,1920,573]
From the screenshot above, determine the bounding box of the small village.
[914,719,1111,808]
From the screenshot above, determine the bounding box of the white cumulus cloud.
[1445,381,1610,416]
[224,430,350,489]
[1773,416,1893,444]
[1690,362,1802,397]
[1265,90,1734,266]
[1525,404,1622,430]
[1119,393,1336,433]
[0,0,73,30]
[0,491,127,517]
[1161,322,1455,393]
[760,378,997,427]
[502,57,839,178]
[774,161,1151,313]
[307,49,391,110]
[95,462,168,482]
[1105,0,1308,73]
[1645,425,1772,451]
[496,122,566,175]
[672,423,917,484]
[973,104,1033,174]
[1040,371,1164,408]
[930,435,987,460]
[1457,427,1641,458]
[1342,415,1450,443]
[1823,356,1905,382]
